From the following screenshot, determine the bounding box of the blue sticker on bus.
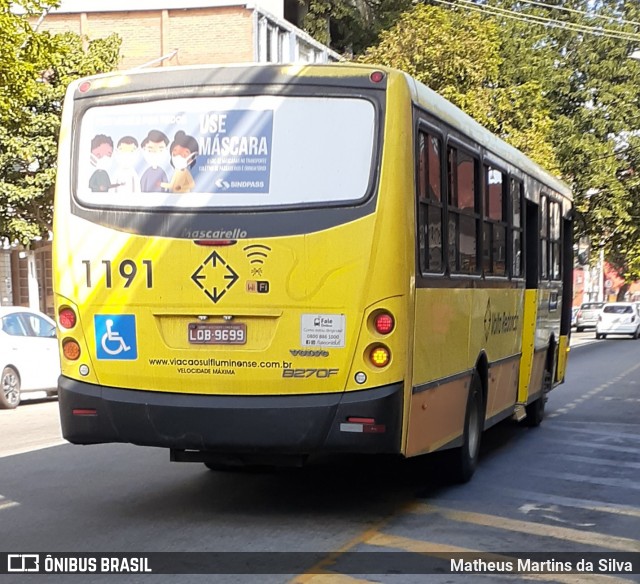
[94,315,137,360]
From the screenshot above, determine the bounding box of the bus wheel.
[448,373,483,483]
[526,369,550,427]
[524,350,555,428]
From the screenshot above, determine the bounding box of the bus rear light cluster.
[374,312,395,335]
[62,338,81,361]
[72,408,97,417]
[58,306,77,329]
[340,416,386,434]
[369,345,391,368]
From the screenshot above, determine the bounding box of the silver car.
[575,302,604,332]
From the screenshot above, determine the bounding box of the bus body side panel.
[407,286,523,457]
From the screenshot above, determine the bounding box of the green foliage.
[358,3,559,171]
[299,0,412,55]
[355,0,640,281]
[0,2,121,245]
[503,0,640,279]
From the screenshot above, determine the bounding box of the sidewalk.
[569,330,598,349]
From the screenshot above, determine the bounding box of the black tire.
[0,366,20,409]
[633,327,640,339]
[447,373,483,484]
[525,371,550,427]
[595,333,602,340]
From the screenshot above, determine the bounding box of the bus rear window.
[75,95,376,209]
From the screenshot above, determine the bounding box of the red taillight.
[72,408,97,416]
[341,416,386,433]
[78,81,91,93]
[58,307,77,329]
[374,312,395,335]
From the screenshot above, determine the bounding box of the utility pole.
[598,247,605,302]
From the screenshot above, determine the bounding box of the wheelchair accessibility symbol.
[94,315,137,360]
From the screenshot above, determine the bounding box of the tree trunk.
[617,282,630,302]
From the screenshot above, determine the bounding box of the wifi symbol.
[243,244,272,265]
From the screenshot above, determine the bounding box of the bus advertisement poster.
[79,102,273,196]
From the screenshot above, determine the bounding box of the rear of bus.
[54,64,414,465]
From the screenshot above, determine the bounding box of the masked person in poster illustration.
[113,136,141,192]
[161,130,198,193]
[89,134,115,192]
[140,130,169,192]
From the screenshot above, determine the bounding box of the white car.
[0,307,61,409]
[595,302,640,339]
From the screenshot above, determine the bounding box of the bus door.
[517,199,540,405]
[556,215,574,383]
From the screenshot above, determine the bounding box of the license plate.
[188,323,247,345]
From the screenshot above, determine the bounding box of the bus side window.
[417,130,443,273]
[448,145,479,274]
[510,179,523,278]
[540,194,549,279]
[550,199,562,280]
[483,166,507,276]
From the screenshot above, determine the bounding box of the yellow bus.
[53,63,573,482]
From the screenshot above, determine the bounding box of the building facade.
[34,0,339,69]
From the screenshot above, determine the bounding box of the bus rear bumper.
[58,376,403,456]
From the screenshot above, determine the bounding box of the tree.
[355,0,640,281]
[483,0,640,280]
[0,1,121,245]
[298,0,412,55]
[358,3,560,171]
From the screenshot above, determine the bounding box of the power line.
[590,142,640,163]
[513,0,640,31]
[449,0,640,42]
[428,0,640,43]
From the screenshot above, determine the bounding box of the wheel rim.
[2,370,19,406]
[467,398,480,458]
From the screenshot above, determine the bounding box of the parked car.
[575,301,605,332]
[0,307,60,409]
[595,302,640,339]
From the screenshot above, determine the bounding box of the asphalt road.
[1,331,639,583]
